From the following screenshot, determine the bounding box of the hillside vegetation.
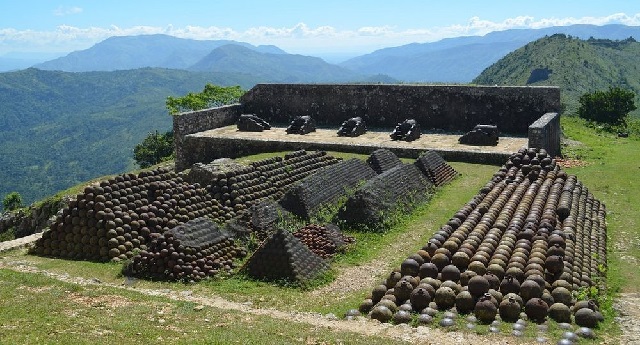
[341,24,640,82]
[473,35,640,116]
[0,68,261,207]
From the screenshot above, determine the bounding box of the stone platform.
[186,125,528,165]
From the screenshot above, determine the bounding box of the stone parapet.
[241,84,561,134]
[528,112,561,157]
[173,104,242,170]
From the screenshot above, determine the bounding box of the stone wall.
[528,112,561,157]
[240,84,561,134]
[174,84,562,170]
[180,136,512,166]
[173,104,242,171]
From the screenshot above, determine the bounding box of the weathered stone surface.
[241,84,561,133]
[173,104,242,171]
[528,112,560,158]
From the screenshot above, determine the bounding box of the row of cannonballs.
[357,148,606,329]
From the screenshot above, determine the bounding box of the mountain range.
[1,24,640,207]
[340,24,640,82]
[33,34,287,72]
[21,24,640,83]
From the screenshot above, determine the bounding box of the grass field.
[1,116,638,344]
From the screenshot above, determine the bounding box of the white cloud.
[53,6,83,16]
[1,12,639,55]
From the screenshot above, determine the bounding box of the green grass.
[561,116,640,294]
[0,269,397,345]
[1,127,636,343]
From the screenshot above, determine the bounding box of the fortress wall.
[240,84,561,134]
[173,104,242,171]
[174,84,562,170]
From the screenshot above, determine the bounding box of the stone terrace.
[190,125,528,165]
[174,84,561,170]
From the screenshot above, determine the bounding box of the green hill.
[0,68,261,207]
[188,44,363,82]
[473,34,640,116]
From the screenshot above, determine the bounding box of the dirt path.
[614,293,640,345]
[0,256,534,345]
[1,230,637,344]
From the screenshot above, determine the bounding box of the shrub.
[577,87,637,126]
[133,130,174,168]
[2,192,23,212]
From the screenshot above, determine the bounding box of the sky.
[1,0,639,61]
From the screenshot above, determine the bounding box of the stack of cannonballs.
[292,224,355,259]
[366,149,403,174]
[357,148,607,329]
[124,217,246,282]
[246,228,329,283]
[414,151,458,187]
[337,163,434,230]
[33,168,219,262]
[207,150,340,221]
[279,158,377,219]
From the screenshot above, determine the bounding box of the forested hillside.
[0,68,260,206]
[473,35,640,115]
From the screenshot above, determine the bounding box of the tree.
[133,130,174,168]
[166,84,245,115]
[3,192,23,212]
[133,84,245,168]
[577,87,637,126]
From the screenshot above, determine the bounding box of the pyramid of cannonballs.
[279,158,377,219]
[414,151,458,186]
[125,217,246,282]
[337,163,434,230]
[246,228,329,282]
[292,224,355,259]
[224,199,294,241]
[206,150,340,222]
[358,148,607,328]
[366,149,403,174]
[33,168,220,262]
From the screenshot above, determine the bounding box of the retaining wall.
[179,135,513,166]
[240,84,561,134]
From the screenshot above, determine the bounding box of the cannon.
[390,119,421,141]
[286,116,316,135]
[237,114,271,132]
[458,124,499,146]
[337,117,367,137]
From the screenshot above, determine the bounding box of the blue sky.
[1,0,639,59]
